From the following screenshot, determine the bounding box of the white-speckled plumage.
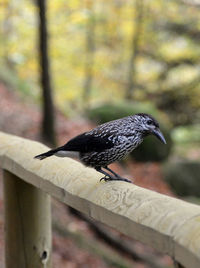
[35,113,166,181]
[79,114,156,167]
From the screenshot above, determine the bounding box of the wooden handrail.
[0,131,200,268]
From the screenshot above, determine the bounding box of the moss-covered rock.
[163,161,200,197]
[87,102,173,162]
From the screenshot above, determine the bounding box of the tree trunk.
[37,0,56,146]
[126,0,144,100]
[82,0,95,107]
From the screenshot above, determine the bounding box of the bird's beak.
[152,128,167,144]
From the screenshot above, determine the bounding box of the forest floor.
[0,83,174,268]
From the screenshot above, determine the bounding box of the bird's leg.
[95,167,132,183]
[95,168,116,181]
[104,166,121,178]
[104,166,132,183]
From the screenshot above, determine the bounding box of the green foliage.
[172,125,200,144]
[0,62,36,98]
[87,102,173,162]
[87,101,167,123]
[132,128,172,162]
[1,0,200,124]
[163,161,200,197]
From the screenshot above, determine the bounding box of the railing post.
[3,170,52,268]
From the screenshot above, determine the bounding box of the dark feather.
[136,113,159,127]
[34,132,114,160]
[61,132,114,153]
[34,147,63,160]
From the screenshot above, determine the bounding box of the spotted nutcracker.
[34,113,166,183]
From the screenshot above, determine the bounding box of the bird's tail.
[34,147,62,160]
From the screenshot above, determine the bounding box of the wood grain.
[3,170,51,268]
[0,131,200,268]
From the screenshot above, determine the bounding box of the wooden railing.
[0,131,200,268]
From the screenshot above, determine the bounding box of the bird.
[34,113,166,183]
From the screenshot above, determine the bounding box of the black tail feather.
[34,147,61,160]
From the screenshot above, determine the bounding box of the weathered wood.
[0,131,200,268]
[3,170,52,268]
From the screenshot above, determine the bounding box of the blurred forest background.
[1,0,200,267]
[1,0,200,122]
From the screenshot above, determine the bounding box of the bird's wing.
[61,132,114,153]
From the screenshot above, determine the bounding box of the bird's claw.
[100,176,132,183]
[100,176,110,182]
[120,177,133,183]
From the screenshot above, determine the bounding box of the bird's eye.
[147,120,153,125]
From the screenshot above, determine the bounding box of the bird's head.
[133,113,166,144]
